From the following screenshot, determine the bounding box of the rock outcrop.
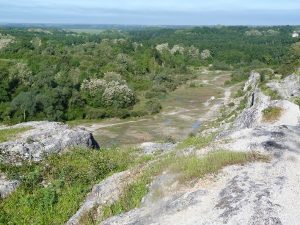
[140,142,176,155]
[267,74,300,99]
[0,174,20,198]
[234,73,300,129]
[67,168,141,225]
[98,73,300,225]
[0,121,99,164]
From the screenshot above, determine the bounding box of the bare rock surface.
[234,73,300,129]
[234,91,300,129]
[100,124,300,225]
[267,74,300,99]
[99,73,300,225]
[0,121,99,164]
[0,174,20,198]
[139,142,176,155]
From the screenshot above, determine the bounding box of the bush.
[102,81,136,108]
[85,108,108,119]
[230,69,250,83]
[145,85,167,99]
[66,108,85,120]
[114,109,131,119]
[145,100,162,115]
[211,61,231,70]
[130,109,148,117]
[81,79,136,109]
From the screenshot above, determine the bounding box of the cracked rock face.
[0,121,99,164]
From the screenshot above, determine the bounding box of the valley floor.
[78,70,234,147]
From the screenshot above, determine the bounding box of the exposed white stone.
[0,174,20,198]
[0,121,99,164]
[140,142,176,154]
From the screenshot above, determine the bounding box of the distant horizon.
[0,23,299,27]
[0,0,299,25]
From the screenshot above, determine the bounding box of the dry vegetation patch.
[262,106,283,122]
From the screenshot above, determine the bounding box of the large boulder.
[0,121,99,164]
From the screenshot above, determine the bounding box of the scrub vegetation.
[262,106,283,122]
[0,26,299,124]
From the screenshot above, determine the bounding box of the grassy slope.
[96,150,269,224]
[0,148,151,225]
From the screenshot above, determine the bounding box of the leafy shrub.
[102,81,136,108]
[81,79,136,109]
[211,61,231,70]
[145,100,162,114]
[130,109,148,117]
[230,68,250,83]
[85,108,108,119]
[145,86,167,99]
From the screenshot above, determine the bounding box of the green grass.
[262,106,283,122]
[82,154,167,224]
[234,88,245,98]
[0,148,150,225]
[169,151,269,182]
[294,97,300,107]
[81,179,151,225]
[102,177,149,220]
[0,127,31,143]
[176,134,215,150]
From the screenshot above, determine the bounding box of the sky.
[0,0,299,25]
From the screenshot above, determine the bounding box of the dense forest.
[0,26,299,123]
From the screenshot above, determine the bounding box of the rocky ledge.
[0,121,99,164]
